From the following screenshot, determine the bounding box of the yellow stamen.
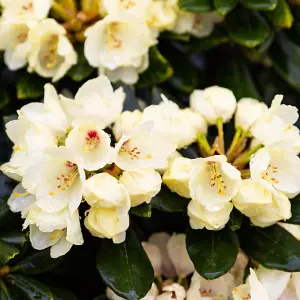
[208,161,226,195]
[106,22,122,49]
[120,0,136,8]
[13,145,23,151]
[43,34,59,69]
[14,192,30,197]
[50,229,63,240]
[261,172,279,184]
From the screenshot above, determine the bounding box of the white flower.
[190,86,237,125]
[114,121,177,171]
[65,119,112,171]
[22,147,85,213]
[142,97,207,148]
[28,19,77,82]
[84,205,129,243]
[233,179,291,227]
[163,157,192,198]
[166,234,194,278]
[99,53,149,85]
[251,95,299,147]
[0,19,32,70]
[1,0,52,21]
[142,242,163,276]
[119,168,162,207]
[157,283,186,300]
[101,0,151,17]
[157,150,182,175]
[187,271,235,300]
[113,110,143,141]
[189,155,241,211]
[250,147,300,197]
[279,273,300,300]
[60,75,125,127]
[146,0,177,31]
[188,200,233,230]
[235,98,268,131]
[83,173,130,209]
[232,268,270,300]
[172,9,194,34]
[84,14,156,70]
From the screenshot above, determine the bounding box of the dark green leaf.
[225,8,271,48]
[160,31,190,42]
[16,73,46,100]
[130,204,152,218]
[48,286,77,300]
[0,232,27,249]
[266,0,293,28]
[186,228,239,279]
[151,184,189,213]
[6,275,53,300]
[216,54,261,100]
[179,144,199,159]
[0,280,12,300]
[11,249,63,275]
[285,196,300,224]
[96,229,154,300]
[137,47,173,88]
[0,200,14,229]
[0,240,19,267]
[0,90,9,111]
[214,0,237,15]
[178,0,214,12]
[67,44,94,82]
[228,209,243,231]
[240,224,300,272]
[241,0,277,10]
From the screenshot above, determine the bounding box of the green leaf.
[48,287,77,300]
[0,280,12,300]
[137,47,173,88]
[266,0,293,28]
[225,8,271,48]
[160,31,190,42]
[96,229,154,300]
[130,204,152,218]
[228,209,243,231]
[6,275,53,300]
[240,224,300,272]
[16,73,46,100]
[186,228,239,279]
[0,90,10,111]
[216,54,261,100]
[11,249,63,275]
[0,240,19,267]
[167,51,197,93]
[178,0,214,12]
[284,196,300,224]
[151,184,189,213]
[0,200,14,229]
[269,32,300,93]
[241,0,277,10]
[214,0,237,15]
[67,44,94,82]
[0,232,27,249]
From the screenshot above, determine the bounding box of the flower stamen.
[208,161,226,195]
[106,22,122,49]
[84,130,100,152]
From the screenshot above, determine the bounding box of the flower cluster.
[0,0,223,83]
[2,75,300,257]
[107,232,300,300]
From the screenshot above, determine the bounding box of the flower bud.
[142,242,162,276]
[163,157,192,198]
[190,86,236,125]
[119,169,162,207]
[235,98,268,131]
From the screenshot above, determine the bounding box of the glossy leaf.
[266,0,293,28]
[186,228,239,279]
[216,54,261,100]
[0,240,19,267]
[137,47,173,88]
[239,224,300,272]
[130,204,152,218]
[16,73,46,100]
[48,287,77,300]
[0,280,12,300]
[67,44,94,82]
[160,31,190,42]
[96,229,154,300]
[151,184,189,213]
[0,90,9,111]
[178,0,214,12]
[241,0,277,10]
[6,275,53,300]
[0,231,27,249]
[214,0,237,15]
[0,200,14,229]
[228,209,243,231]
[11,249,63,275]
[225,8,271,48]
[284,195,300,224]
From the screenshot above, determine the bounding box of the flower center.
[194,16,203,30]
[50,229,64,240]
[261,164,279,185]
[207,161,226,195]
[120,141,141,160]
[17,31,28,43]
[84,130,100,152]
[120,0,136,9]
[106,22,122,49]
[49,161,79,196]
[43,34,59,69]
[21,2,33,12]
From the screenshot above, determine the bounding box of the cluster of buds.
[0,0,223,83]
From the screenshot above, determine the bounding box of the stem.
[233,144,264,168]
[216,117,225,154]
[156,275,163,284]
[197,134,212,157]
[81,0,99,13]
[177,276,184,285]
[51,0,77,21]
[226,127,242,162]
[240,169,250,179]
